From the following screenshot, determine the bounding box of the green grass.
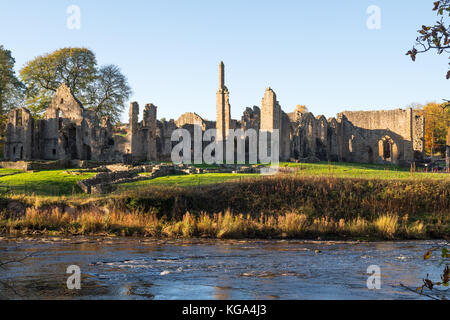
[121,162,448,192]
[279,162,449,180]
[0,168,24,177]
[113,133,127,138]
[0,165,448,239]
[120,173,260,189]
[0,161,447,198]
[0,170,96,196]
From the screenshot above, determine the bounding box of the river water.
[0,238,446,300]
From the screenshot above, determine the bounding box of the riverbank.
[1,175,448,240]
[0,210,442,240]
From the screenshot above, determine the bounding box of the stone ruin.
[4,84,121,163]
[4,62,426,166]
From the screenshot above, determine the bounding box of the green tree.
[20,48,97,117]
[0,45,24,130]
[20,47,132,123]
[85,65,132,123]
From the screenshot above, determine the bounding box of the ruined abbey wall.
[338,109,425,164]
[128,102,158,162]
[4,108,34,161]
[4,84,122,163]
[3,63,426,166]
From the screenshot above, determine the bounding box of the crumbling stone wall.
[176,112,206,131]
[4,64,426,167]
[127,102,158,162]
[144,104,158,161]
[337,109,425,164]
[260,87,290,161]
[4,84,117,163]
[241,106,260,131]
[4,108,34,161]
[157,119,178,161]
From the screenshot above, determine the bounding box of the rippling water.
[0,238,446,300]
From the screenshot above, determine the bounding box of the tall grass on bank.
[0,207,435,240]
[1,175,448,239]
[110,175,450,221]
[374,214,398,238]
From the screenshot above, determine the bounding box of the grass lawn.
[119,173,260,190]
[0,161,447,197]
[117,161,448,194]
[0,169,24,177]
[0,169,96,196]
[0,163,448,239]
[279,162,449,180]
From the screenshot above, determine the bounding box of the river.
[0,238,446,300]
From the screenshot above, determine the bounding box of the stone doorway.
[61,124,78,159]
[378,136,398,164]
[83,144,92,161]
[368,146,374,164]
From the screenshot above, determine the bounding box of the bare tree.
[406,1,450,80]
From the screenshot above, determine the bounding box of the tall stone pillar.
[216,61,231,142]
[144,103,158,162]
[129,102,141,161]
[216,61,232,162]
[260,87,281,132]
[260,87,282,162]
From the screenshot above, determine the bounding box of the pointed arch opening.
[378,136,398,164]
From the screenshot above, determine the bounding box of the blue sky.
[0,0,448,123]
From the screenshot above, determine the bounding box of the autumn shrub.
[374,214,399,238]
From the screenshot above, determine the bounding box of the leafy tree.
[20,48,97,117]
[0,45,25,136]
[84,65,131,123]
[20,48,131,123]
[406,1,450,80]
[417,102,450,156]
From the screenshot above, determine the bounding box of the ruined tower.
[260,87,281,132]
[216,61,231,142]
[144,103,158,161]
[4,108,34,161]
[260,87,291,161]
[127,101,158,163]
[129,102,141,161]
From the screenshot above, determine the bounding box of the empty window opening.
[16,110,23,127]
[383,140,391,159]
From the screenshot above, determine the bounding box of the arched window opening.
[16,110,23,127]
[383,140,391,159]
